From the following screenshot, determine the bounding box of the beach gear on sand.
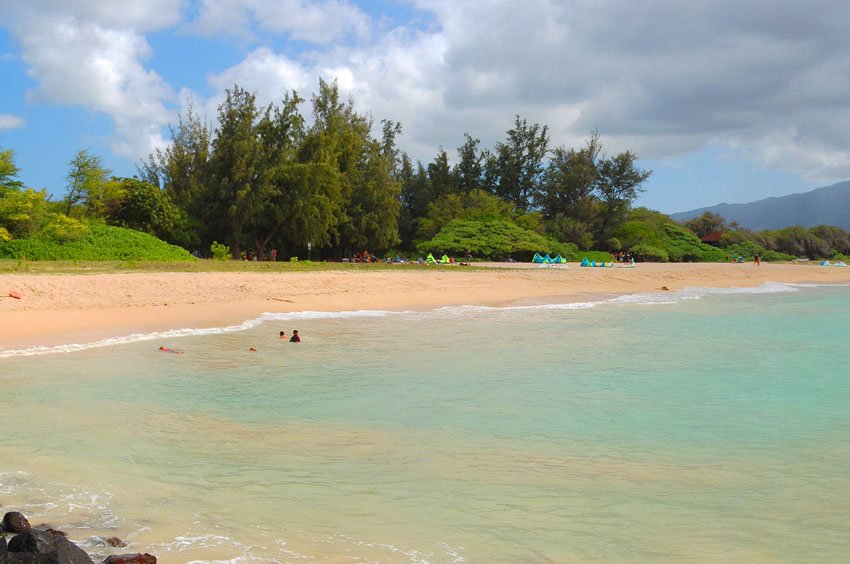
[426,253,437,264]
[8,290,22,299]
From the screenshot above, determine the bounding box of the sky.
[2,0,850,214]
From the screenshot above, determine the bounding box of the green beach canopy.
[426,252,437,264]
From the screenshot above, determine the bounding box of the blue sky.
[2,0,849,214]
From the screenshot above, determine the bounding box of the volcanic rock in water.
[1,512,31,534]
[106,537,128,548]
[6,528,93,564]
[103,554,157,564]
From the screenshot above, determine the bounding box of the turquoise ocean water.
[1,283,849,562]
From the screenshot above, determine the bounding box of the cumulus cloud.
[200,0,850,185]
[401,0,850,181]
[0,0,180,158]
[0,114,25,130]
[5,0,850,186]
[191,0,371,44]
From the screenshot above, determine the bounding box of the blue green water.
[1,284,849,562]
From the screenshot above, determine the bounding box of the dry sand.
[2,262,850,350]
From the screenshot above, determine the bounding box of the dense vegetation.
[2,81,850,263]
[0,224,194,261]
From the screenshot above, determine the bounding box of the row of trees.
[684,211,850,260]
[5,138,850,263]
[139,81,401,259]
[40,76,850,264]
[132,80,652,259]
[3,79,654,260]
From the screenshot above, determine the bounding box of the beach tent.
[821,260,832,266]
[543,254,553,264]
[426,252,438,264]
[440,254,451,264]
[532,253,545,263]
[580,257,590,267]
[552,255,566,264]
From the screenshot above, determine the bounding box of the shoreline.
[3,262,850,353]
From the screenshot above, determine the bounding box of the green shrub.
[38,214,87,243]
[418,218,566,260]
[660,224,726,262]
[724,241,762,259]
[761,250,796,262]
[210,241,231,261]
[614,220,725,262]
[579,250,615,263]
[630,243,669,262]
[0,224,195,261]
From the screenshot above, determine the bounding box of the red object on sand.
[9,291,22,299]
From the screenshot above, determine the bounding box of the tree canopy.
[7,77,850,264]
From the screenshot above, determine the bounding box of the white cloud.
[0,114,25,130]
[380,0,850,182]
[191,0,371,44]
[1,0,180,159]
[5,0,850,188]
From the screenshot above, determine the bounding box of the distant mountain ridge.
[670,180,850,231]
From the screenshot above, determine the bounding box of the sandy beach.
[2,262,850,350]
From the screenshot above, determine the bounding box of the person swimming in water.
[289,330,300,342]
[279,331,286,340]
[159,346,184,354]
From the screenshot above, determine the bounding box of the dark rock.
[103,554,157,564]
[7,529,93,564]
[87,536,127,549]
[4,553,60,563]
[2,512,31,534]
[105,538,127,548]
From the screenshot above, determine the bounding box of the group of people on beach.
[159,329,301,354]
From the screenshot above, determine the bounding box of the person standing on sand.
[290,330,301,342]
[754,253,761,266]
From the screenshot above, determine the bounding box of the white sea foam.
[0,281,827,358]
[259,309,397,321]
[0,471,121,532]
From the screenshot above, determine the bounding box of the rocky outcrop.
[6,528,93,563]
[103,554,157,564]
[0,511,156,564]
[0,513,31,535]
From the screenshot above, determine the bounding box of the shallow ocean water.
[1,283,849,562]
